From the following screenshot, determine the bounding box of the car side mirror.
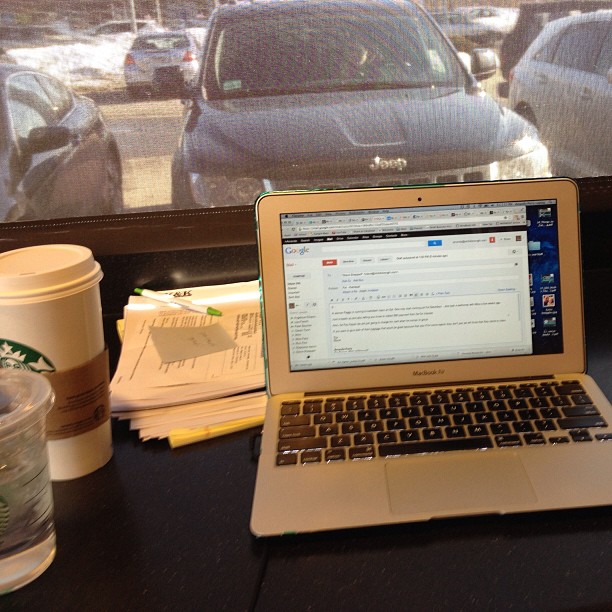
[470,48,498,81]
[25,126,71,155]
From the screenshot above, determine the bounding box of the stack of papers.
[110,280,267,445]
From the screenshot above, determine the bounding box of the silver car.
[123,30,201,98]
[508,10,612,176]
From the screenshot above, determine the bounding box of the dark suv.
[171,0,550,209]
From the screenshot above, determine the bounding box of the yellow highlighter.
[169,416,264,448]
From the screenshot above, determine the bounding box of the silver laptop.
[251,178,612,536]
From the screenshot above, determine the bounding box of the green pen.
[134,288,222,316]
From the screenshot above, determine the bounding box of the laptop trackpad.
[386,452,537,516]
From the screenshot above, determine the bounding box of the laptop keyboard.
[275,380,611,466]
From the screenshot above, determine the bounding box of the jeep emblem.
[369,156,407,172]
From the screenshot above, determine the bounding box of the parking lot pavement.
[122,155,173,210]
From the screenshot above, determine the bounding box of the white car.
[508,10,611,176]
[455,6,519,36]
[124,30,201,98]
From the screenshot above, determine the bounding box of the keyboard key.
[331,435,351,447]
[349,445,376,460]
[346,399,365,410]
[550,436,570,444]
[431,416,451,427]
[280,403,300,416]
[595,433,612,441]
[400,430,421,442]
[446,426,466,438]
[278,437,327,452]
[280,415,311,427]
[354,433,373,445]
[379,437,493,457]
[364,421,384,432]
[524,433,546,445]
[301,450,322,463]
[325,448,346,462]
[569,429,593,442]
[303,402,322,414]
[444,403,464,415]
[276,453,298,466]
[279,426,316,439]
[513,421,534,433]
[495,434,522,447]
[423,428,443,440]
[535,419,557,432]
[319,424,338,436]
[377,431,398,444]
[387,418,406,430]
[314,413,333,424]
[491,423,511,435]
[555,383,586,395]
[468,424,488,437]
[379,408,399,419]
[571,394,594,406]
[557,416,607,430]
[562,405,600,417]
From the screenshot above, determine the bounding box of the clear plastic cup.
[0,369,56,594]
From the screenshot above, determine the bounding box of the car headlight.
[189,174,266,207]
[490,136,551,180]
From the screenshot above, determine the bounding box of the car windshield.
[206,4,467,99]
[133,34,189,51]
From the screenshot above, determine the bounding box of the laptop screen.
[280,199,563,372]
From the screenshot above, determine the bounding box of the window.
[0,0,609,224]
[552,22,609,72]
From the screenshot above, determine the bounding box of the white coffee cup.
[0,244,112,480]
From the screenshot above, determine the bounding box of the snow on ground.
[5,28,206,92]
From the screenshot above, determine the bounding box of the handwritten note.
[149,324,236,363]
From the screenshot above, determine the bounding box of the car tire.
[102,153,124,215]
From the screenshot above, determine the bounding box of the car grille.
[268,164,493,191]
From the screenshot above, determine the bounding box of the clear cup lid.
[0,369,54,433]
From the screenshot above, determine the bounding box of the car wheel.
[102,153,124,215]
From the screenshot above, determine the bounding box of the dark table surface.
[4,267,612,612]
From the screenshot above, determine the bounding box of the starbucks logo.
[0,339,55,373]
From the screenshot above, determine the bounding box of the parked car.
[455,6,519,36]
[87,19,163,36]
[171,0,550,209]
[498,0,611,85]
[0,24,82,50]
[0,64,123,222]
[432,11,507,47]
[124,30,201,98]
[507,10,611,177]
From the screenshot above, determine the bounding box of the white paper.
[110,280,265,412]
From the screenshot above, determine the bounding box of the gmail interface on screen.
[280,198,562,372]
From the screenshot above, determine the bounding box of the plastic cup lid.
[0,244,102,303]
[0,369,54,435]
